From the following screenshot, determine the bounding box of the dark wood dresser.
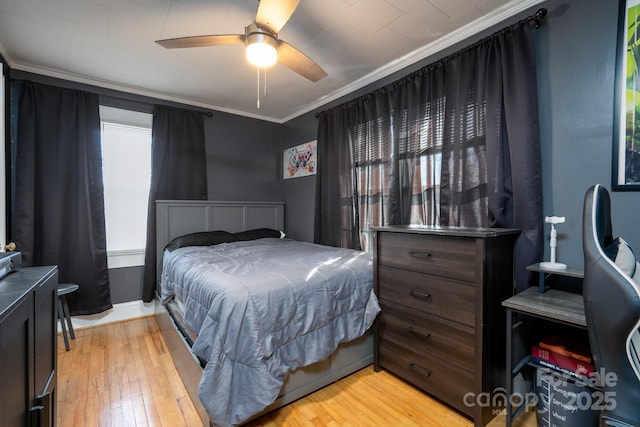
[373,226,519,426]
[0,266,59,427]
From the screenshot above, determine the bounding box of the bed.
[153,200,380,426]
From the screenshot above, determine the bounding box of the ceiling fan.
[155,0,327,82]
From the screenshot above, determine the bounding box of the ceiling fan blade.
[256,0,301,33]
[277,41,327,82]
[156,34,245,49]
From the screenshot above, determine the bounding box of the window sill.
[107,249,145,269]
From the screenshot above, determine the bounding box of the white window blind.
[100,106,152,268]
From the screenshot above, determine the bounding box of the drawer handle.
[409,363,431,377]
[409,251,432,259]
[409,326,431,339]
[409,289,432,299]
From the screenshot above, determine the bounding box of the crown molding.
[8,62,283,123]
[281,0,547,122]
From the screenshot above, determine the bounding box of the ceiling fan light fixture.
[156,2,327,82]
[245,27,278,67]
[246,41,277,67]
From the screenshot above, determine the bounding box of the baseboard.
[58,299,161,332]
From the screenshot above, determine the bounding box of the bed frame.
[153,200,374,426]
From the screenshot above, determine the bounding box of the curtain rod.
[99,94,213,117]
[10,72,214,118]
[527,8,548,29]
[314,7,548,119]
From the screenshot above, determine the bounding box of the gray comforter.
[160,238,380,426]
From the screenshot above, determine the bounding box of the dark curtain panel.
[142,106,207,302]
[482,25,544,293]
[315,21,542,292]
[314,106,357,249]
[13,80,112,315]
[315,96,392,250]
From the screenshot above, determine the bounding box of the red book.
[531,345,595,377]
[539,336,592,364]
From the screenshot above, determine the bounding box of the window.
[100,106,152,268]
[350,100,447,251]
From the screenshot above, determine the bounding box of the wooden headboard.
[155,200,285,276]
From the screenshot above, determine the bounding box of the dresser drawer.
[377,232,476,282]
[379,339,474,416]
[378,301,475,372]
[377,266,476,327]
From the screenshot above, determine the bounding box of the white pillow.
[605,237,637,277]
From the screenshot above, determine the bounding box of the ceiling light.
[245,24,278,68]
[246,42,277,67]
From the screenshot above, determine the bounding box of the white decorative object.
[540,216,567,270]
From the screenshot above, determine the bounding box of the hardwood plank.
[57,318,203,427]
[155,308,210,423]
[58,317,538,426]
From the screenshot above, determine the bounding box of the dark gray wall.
[281,0,640,271]
[281,114,318,242]
[205,111,282,201]
[108,267,143,304]
[534,0,639,268]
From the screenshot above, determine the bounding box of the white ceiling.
[0,0,545,123]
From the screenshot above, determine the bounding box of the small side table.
[503,286,588,426]
[57,283,79,351]
[527,262,584,293]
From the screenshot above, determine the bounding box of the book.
[531,357,586,381]
[531,344,595,378]
[539,335,592,364]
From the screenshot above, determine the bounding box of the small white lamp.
[540,215,567,270]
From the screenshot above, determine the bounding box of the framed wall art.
[613,0,640,190]
[283,140,317,179]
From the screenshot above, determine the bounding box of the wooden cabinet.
[373,226,518,426]
[0,266,58,427]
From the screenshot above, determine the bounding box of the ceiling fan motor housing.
[245,23,278,49]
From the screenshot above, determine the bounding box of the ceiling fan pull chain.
[264,67,268,98]
[257,66,260,109]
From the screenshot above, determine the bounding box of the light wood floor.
[57,317,537,426]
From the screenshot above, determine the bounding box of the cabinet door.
[0,294,34,427]
[33,271,58,427]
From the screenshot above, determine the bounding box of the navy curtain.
[13,80,112,315]
[142,105,208,302]
[315,21,543,293]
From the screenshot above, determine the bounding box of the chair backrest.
[582,184,640,426]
